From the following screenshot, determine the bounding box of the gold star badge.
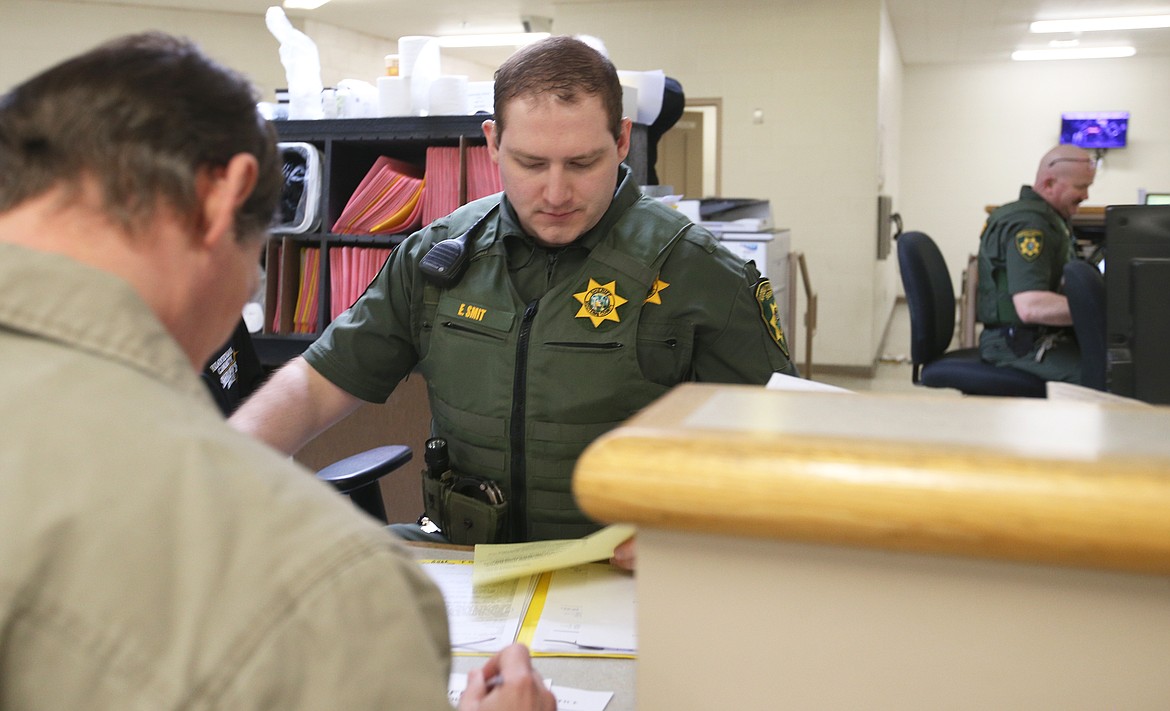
[645,276,670,305]
[573,278,628,327]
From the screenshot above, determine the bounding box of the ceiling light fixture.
[435,32,550,48]
[1011,46,1136,61]
[1030,15,1170,33]
[283,0,331,9]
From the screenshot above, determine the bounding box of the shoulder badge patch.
[754,279,790,358]
[1015,229,1044,262]
[574,278,628,327]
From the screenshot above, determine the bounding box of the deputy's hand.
[610,536,636,571]
[457,643,555,711]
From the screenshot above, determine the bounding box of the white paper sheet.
[421,560,536,653]
[529,564,636,655]
[449,673,612,711]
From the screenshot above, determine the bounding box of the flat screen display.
[1104,204,1170,404]
[1061,111,1129,149]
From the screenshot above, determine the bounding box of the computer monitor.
[1105,204,1170,404]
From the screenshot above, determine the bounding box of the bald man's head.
[1034,145,1096,219]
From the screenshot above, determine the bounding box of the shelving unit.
[256,116,648,367]
[256,116,489,366]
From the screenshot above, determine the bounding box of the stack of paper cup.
[428,75,469,116]
[377,75,411,117]
[397,36,434,78]
[400,35,440,115]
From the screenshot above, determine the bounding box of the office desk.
[408,544,634,711]
[574,384,1170,710]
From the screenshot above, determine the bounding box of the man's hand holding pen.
[457,644,555,711]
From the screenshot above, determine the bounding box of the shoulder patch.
[754,279,790,358]
[1015,229,1044,262]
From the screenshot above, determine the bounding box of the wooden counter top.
[573,383,1170,575]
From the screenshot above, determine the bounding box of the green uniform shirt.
[977,185,1075,327]
[975,185,1081,383]
[306,165,795,540]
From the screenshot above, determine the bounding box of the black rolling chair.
[897,231,1047,397]
[1063,259,1107,391]
[203,319,410,523]
[314,445,412,523]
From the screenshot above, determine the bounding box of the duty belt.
[989,325,1058,360]
[989,324,1040,339]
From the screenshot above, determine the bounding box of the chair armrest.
[315,445,413,494]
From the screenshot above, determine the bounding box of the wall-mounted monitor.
[1060,111,1129,149]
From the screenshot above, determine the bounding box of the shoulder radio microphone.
[418,203,499,288]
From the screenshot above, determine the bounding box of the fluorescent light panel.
[1012,46,1136,61]
[436,32,550,48]
[283,0,330,8]
[1030,15,1170,33]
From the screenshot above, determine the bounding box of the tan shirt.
[0,244,452,709]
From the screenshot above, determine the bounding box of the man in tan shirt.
[0,31,552,711]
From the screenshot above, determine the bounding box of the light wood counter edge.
[573,388,1170,576]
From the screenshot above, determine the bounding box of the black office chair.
[203,319,410,523]
[897,231,1047,397]
[1063,259,1107,391]
[313,445,412,523]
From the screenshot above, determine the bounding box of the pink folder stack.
[291,246,320,334]
[332,157,425,235]
[422,146,461,226]
[465,144,503,202]
[328,246,393,321]
[421,145,503,226]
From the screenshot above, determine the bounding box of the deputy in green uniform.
[231,36,796,553]
[976,144,1096,383]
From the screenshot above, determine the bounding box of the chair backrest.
[897,231,957,371]
[1064,259,1107,391]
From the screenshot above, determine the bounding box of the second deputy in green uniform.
[976,145,1096,384]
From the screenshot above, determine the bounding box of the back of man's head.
[492,35,624,143]
[0,32,281,240]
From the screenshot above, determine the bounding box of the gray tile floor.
[808,301,961,398]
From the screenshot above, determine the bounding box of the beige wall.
[0,1,493,102]
[0,1,287,97]
[556,0,898,369]
[901,55,1170,294]
[875,4,903,359]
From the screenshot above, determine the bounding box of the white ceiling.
[888,0,1170,64]
[68,0,1170,65]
